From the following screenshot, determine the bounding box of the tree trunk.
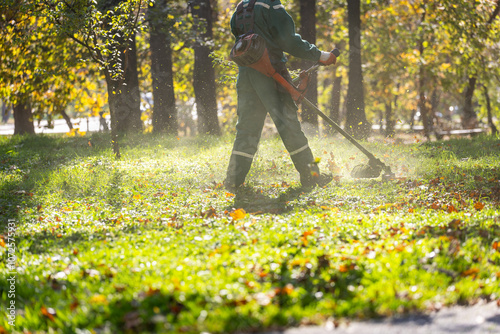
[1,102,10,123]
[327,67,342,136]
[345,0,368,139]
[385,101,395,137]
[118,33,142,133]
[99,0,142,134]
[430,88,442,139]
[149,0,177,134]
[13,96,34,135]
[103,39,142,134]
[299,0,318,129]
[418,89,430,140]
[483,84,498,135]
[417,9,431,141]
[462,76,478,129]
[104,71,121,159]
[60,109,73,130]
[190,0,221,136]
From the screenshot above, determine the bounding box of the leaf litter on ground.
[0,133,499,333]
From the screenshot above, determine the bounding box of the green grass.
[1,132,499,333]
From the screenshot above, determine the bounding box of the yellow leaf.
[90,294,108,305]
[230,208,246,220]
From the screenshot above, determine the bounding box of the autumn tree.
[40,0,147,156]
[298,0,319,129]
[345,0,368,139]
[189,0,221,136]
[148,0,177,134]
[0,1,95,135]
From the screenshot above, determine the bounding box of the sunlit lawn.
[1,132,499,333]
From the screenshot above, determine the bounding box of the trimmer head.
[351,158,396,181]
[381,171,397,182]
[350,163,382,179]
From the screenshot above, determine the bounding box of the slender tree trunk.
[149,0,177,134]
[418,87,430,140]
[345,0,368,139]
[327,67,342,136]
[13,96,34,135]
[409,110,416,130]
[417,9,430,140]
[430,88,442,139]
[1,102,10,123]
[104,71,121,159]
[60,109,73,130]
[117,33,142,133]
[385,101,395,137]
[299,0,318,129]
[190,0,221,136]
[483,84,498,135]
[462,76,477,129]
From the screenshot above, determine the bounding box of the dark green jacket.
[230,0,321,65]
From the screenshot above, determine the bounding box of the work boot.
[300,162,333,189]
[300,172,334,190]
[225,154,253,192]
[223,178,242,193]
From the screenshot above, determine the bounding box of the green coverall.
[225,0,324,189]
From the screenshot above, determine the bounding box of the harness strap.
[235,0,258,36]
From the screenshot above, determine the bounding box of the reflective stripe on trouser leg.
[225,67,268,187]
[261,82,317,178]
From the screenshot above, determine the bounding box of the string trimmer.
[230,33,395,181]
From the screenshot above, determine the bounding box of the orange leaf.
[338,265,349,273]
[302,230,315,237]
[229,208,246,220]
[474,202,485,210]
[41,306,56,321]
[461,268,479,277]
[70,300,79,311]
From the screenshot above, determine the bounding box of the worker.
[224,0,337,191]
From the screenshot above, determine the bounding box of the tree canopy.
[0,0,499,140]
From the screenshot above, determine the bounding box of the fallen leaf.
[70,299,79,311]
[230,208,246,220]
[41,306,56,321]
[90,294,108,305]
[201,207,216,218]
[474,202,485,210]
[461,268,479,277]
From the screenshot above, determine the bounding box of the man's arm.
[266,1,321,61]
